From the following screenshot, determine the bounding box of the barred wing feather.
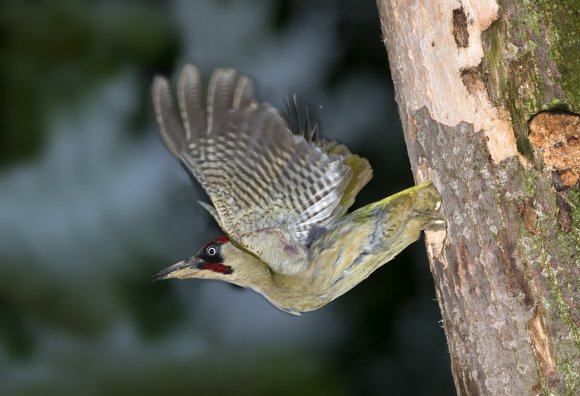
[153,65,370,275]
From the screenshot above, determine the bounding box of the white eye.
[206,246,217,256]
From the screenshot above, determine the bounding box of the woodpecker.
[152,65,444,314]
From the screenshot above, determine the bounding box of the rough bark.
[377,1,579,395]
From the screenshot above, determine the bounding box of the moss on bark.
[480,0,580,159]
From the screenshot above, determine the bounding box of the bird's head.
[154,236,270,286]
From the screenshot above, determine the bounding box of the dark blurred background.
[0,1,454,395]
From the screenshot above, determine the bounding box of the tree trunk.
[376,1,579,395]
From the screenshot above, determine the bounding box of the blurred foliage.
[0,0,179,168]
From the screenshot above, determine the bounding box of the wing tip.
[152,76,169,103]
[177,64,202,92]
[151,74,186,157]
[233,74,254,109]
[208,68,238,97]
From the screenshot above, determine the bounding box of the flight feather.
[152,65,373,274]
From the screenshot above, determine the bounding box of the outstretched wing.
[283,96,373,215]
[153,65,371,274]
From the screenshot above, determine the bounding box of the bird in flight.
[152,65,443,314]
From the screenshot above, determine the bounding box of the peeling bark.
[529,112,580,189]
[377,0,579,395]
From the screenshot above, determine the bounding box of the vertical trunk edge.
[376,1,579,394]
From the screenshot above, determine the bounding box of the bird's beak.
[153,257,200,281]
